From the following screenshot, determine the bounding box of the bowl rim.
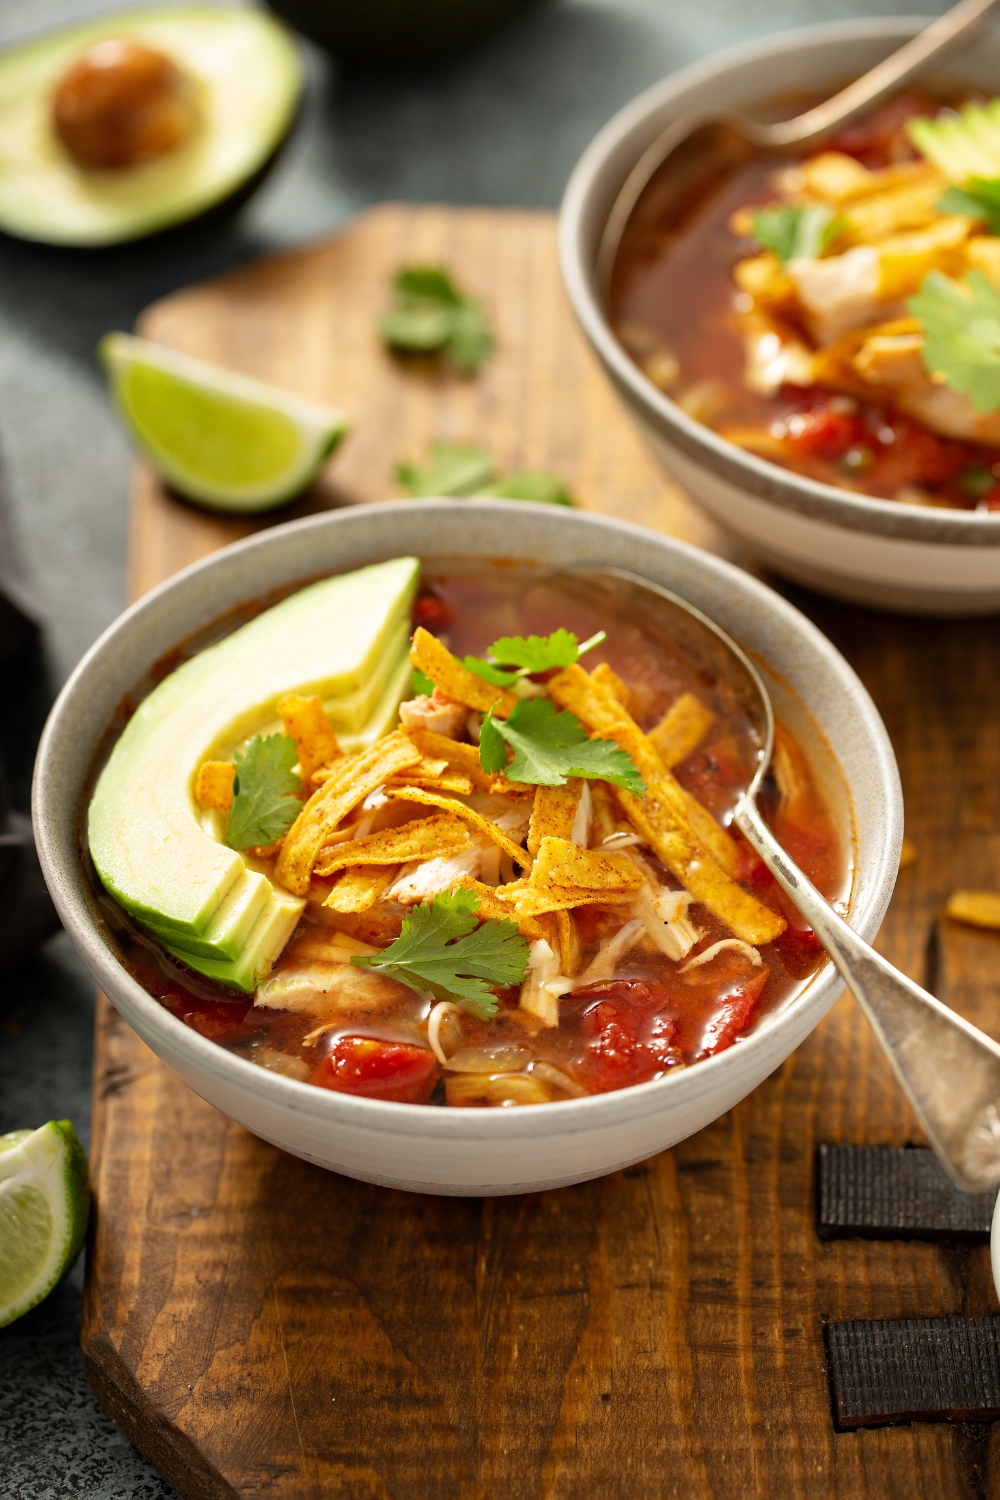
[33,499,901,1141]
[558,15,1000,548]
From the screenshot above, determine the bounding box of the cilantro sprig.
[396,441,574,505]
[225,734,301,851]
[938,178,1000,233]
[909,270,1000,413]
[480,698,645,794]
[750,204,843,263]
[463,627,606,687]
[351,888,529,1019]
[380,267,494,374]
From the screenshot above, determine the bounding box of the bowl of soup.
[560,20,1000,614]
[33,500,900,1194]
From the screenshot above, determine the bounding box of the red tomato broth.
[100,563,848,1106]
[609,90,1000,509]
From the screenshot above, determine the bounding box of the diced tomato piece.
[413,594,452,629]
[161,990,251,1039]
[574,1000,679,1093]
[700,969,770,1057]
[312,1035,439,1103]
[784,405,865,461]
[574,980,656,1012]
[773,925,825,979]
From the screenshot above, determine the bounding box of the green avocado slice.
[89,557,420,988]
[0,7,302,247]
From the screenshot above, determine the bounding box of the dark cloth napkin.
[0,476,60,971]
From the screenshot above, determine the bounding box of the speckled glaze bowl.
[559,20,1000,615]
[33,501,901,1195]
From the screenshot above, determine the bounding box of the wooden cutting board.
[84,204,1000,1500]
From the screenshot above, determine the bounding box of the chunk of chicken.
[740,308,816,396]
[398,689,467,739]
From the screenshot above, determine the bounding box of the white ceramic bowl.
[560,20,1000,615]
[33,501,901,1195]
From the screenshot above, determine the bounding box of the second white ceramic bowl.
[560,20,1000,614]
[33,501,901,1194]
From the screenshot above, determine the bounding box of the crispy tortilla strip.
[554,908,579,974]
[547,668,783,943]
[500,878,636,916]
[590,661,630,706]
[195,760,235,811]
[410,627,517,717]
[456,877,550,943]
[531,837,644,894]
[527,781,583,855]
[275,732,422,894]
[945,890,1000,930]
[314,813,472,877]
[649,692,715,769]
[548,664,743,879]
[385,786,532,870]
[324,864,401,914]
[400,727,498,792]
[386,771,474,796]
[277,694,342,788]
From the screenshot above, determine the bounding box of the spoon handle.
[735,795,1000,1193]
[770,0,1000,148]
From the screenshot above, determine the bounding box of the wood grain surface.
[84,204,1000,1500]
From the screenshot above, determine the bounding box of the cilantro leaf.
[463,628,607,687]
[396,442,495,497]
[475,471,574,506]
[909,270,1000,413]
[938,178,1000,233]
[351,888,529,1019]
[225,734,301,851]
[380,265,495,373]
[479,699,646,794]
[750,204,843,263]
[411,667,436,696]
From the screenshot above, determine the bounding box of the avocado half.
[267,0,546,68]
[88,557,420,991]
[0,7,302,247]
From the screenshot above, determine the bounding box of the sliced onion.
[444,1043,533,1074]
[427,1000,464,1064]
[445,1072,550,1106]
[530,1061,587,1098]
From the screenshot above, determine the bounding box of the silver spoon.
[564,565,1000,1195]
[596,0,1000,292]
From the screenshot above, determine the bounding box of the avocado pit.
[52,37,196,170]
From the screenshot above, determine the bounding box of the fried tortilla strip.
[527,781,584,856]
[401,727,497,792]
[548,664,742,879]
[324,864,401,914]
[500,878,636,916]
[411,627,517,717]
[277,694,342,789]
[385,786,532,870]
[456,877,550,943]
[548,666,784,944]
[945,891,1000,930]
[315,813,472,877]
[386,771,474,796]
[276,732,422,894]
[531,837,644,895]
[555,908,579,974]
[195,760,235,811]
[590,661,629,706]
[649,692,715,769]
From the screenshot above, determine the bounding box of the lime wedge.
[0,1120,90,1328]
[100,332,349,513]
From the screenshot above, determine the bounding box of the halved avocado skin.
[0,7,303,248]
[268,0,546,68]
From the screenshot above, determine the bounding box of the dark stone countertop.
[0,0,943,1494]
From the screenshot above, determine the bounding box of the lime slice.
[100,332,349,513]
[0,1120,90,1328]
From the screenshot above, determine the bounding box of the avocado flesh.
[164,886,306,993]
[89,557,420,986]
[0,7,302,248]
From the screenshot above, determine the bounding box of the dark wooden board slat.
[827,1318,1000,1429]
[817,1145,998,1241]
